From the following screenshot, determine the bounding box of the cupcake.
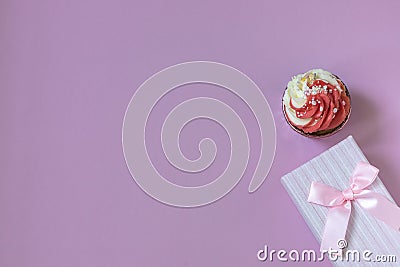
[282,69,351,137]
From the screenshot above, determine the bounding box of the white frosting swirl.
[283,69,342,126]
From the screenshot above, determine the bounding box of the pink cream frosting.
[284,72,350,133]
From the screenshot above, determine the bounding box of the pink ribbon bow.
[308,162,400,251]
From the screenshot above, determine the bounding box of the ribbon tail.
[320,201,351,252]
[308,181,344,206]
[356,191,400,231]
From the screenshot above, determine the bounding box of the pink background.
[1,1,400,266]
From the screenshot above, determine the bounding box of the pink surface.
[1,0,400,266]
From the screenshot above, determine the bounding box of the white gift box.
[281,136,400,266]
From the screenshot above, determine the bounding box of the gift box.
[281,136,400,266]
